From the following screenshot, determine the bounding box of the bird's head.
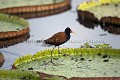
[65,27,75,34]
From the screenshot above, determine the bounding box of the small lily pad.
[0,52,5,67]
[0,69,40,80]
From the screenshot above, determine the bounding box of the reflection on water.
[77,18,98,29]
[78,17,120,35]
[9,5,71,19]
[0,33,30,48]
[10,10,66,19]
[101,24,120,35]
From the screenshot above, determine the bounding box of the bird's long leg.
[58,46,61,57]
[50,46,56,65]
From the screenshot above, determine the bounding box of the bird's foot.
[50,60,59,66]
[50,60,65,66]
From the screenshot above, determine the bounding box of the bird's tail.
[36,40,44,43]
[36,40,52,47]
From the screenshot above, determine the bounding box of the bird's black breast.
[65,33,70,42]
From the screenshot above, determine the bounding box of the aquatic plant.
[81,43,112,48]
[94,44,112,48]
[81,43,93,48]
[0,69,40,80]
[14,47,120,67]
[0,13,29,28]
[12,45,120,78]
[78,0,120,10]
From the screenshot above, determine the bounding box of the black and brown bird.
[44,27,74,64]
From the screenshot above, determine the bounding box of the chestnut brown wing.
[44,32,67,45]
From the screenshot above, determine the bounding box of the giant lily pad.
[13,48,120,79]
[77,0,120,26]
[0,13,29,39]
[0,0,71,17]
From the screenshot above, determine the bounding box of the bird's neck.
[65,32,70,41]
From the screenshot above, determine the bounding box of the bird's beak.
[71,30,76,34]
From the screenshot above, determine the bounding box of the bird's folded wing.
[44,32,67,45]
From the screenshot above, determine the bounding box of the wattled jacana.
[44,27,74,64]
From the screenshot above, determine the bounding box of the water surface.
[0,0,120,69]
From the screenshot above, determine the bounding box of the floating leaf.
[0,69,39,80]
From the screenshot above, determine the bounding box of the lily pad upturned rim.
[0,52,5,67]
[0,33,30,48]
[0,0,71,14]
[77,0,120,26]
[13,48,120,80]
[0,52,3,56]
[0,69,40,80]
[77,0,120,10]
[0,13,29,39]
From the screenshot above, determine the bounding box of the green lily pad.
[85,3,120,20]
[77,0,120,20]
[0,69,40,80]
[13,48,120,78]
[0,13,29,39]
[0,13,29,32]
[0,0,65,9]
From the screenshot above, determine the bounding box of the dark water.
[0,0,120,69]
